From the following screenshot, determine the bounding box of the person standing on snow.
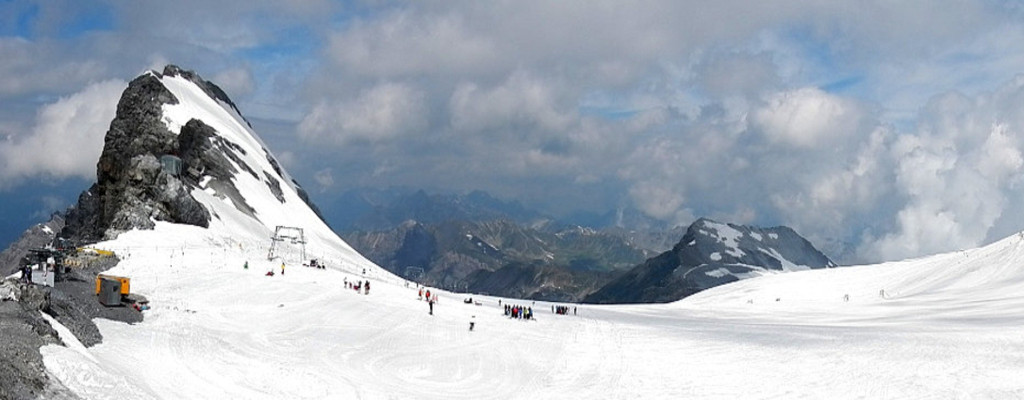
[364,281,370,295]
[281,262,285,275]
[244,261,248,270]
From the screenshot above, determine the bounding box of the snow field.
[39,223,1024,399]
[40,225,629,399]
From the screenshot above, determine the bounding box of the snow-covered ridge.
[684,229,1024,315]
[146,68,376,271]
[585,218,835,304]
[688,217,831,277]
[159,72,296,194]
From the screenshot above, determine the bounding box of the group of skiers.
[504,304,534,320]
[552,305,576,315]
[417,287,439,315]
[344,278,369,294]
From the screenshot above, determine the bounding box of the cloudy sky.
[4,1,1024,264]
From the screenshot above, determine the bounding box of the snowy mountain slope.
[39,224,1024,399]
[55,65,374,275]
[35,67,1024,399]
[683,230,1024,319]
[154,68,370,267]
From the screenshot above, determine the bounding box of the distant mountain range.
[340,219,651,301]
[326,187,685,246]
[328,188,694,301]
[328,189,834,303]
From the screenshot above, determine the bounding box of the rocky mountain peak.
[160,65,246,124]
[60,65,321,244]
[584,217,835,304]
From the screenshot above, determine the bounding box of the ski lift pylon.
[267,225,307,262]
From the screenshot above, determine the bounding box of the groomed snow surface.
[39,223,1024,399]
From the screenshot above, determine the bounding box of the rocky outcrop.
[178,118,257,219]
[0,248,137,399]
[61,64,328,244]
[62,66,211,243]
[0,281,75,400]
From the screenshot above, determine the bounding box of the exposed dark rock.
[60,186,102,245]
[61,67,212,243]
[179,118,256,219]
[293,180,325,222]
[16,284,51,314]
[264,171,285,203]
[265,151,283,177]
[0,280,78,400]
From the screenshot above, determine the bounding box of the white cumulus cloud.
[449,71,574,134]
[0,79,125,187]
[858,88,1024,262]
[755,87,863,148]
[298,82,427,145]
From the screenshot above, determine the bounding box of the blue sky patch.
[57,6,114,39]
